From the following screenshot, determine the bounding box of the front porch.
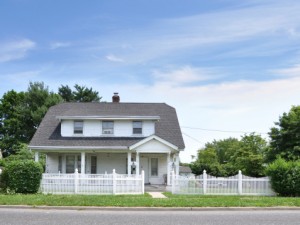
[35,151,180,186]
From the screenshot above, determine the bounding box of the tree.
[230,133,267,177]
[0,90,26,156]
[267,105,300,162]
[58,85,74,102]
[0,82,62,156]
[58,84,101,102]
[191,134,267,177]
[191,138,240,177]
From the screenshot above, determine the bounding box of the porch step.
[148,192,167,199]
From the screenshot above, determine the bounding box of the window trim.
[73,120,83,135]
[102,121,114,135]
[133,121,143,135]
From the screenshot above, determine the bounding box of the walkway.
[147,192,167,198]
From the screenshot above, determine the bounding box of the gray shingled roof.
[29,102,185,149]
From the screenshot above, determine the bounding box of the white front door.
[140,157,149,184]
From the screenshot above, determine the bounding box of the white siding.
[60,119,155,137]
[143,121,155,136]
[61,120,74,137]
[96,153,127,174]
[46,153,59,173]
[136,139,172,153]
[84,120,101,136]
[114,121,131,136]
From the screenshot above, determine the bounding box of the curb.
[1,205,300,211]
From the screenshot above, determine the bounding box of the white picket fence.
[172,170,275,196]
[41,169,144,195]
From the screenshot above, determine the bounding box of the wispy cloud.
[50,42,71,50]
[272,64,300,77]
[90,1,300,65]
[0,39,35,63]
[152,66,220,87]
[105,54,124,62]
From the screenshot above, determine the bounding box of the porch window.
[66,155,81,173]
[74,120,83,134]
[91,156,97,174]
[58,155,62,172]
[133,121,142,134]
[66,155,75,173]
[151,158,158,176]
[102,121,114,134]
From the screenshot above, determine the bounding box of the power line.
[182,132,204,144]
[181,126,268,135]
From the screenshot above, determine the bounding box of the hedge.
[1,160,43,194]
[266,158,300,196]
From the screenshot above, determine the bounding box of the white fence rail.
[172,170,275,196]
[41,169,144,195]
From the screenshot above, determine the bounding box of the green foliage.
[0,90,27,155]
[0,82,63,156]
[58,84,101,102]
[267,105,300,162]
[266,158,300,197]
[1,160,43,194]
[191,134,267,177]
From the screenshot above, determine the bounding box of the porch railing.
[41,169,144,195]
[172,170,275,196]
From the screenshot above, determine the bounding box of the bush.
[266,158,300,196]
[1,160,43,194]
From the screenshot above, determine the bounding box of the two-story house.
[29,93,185,185]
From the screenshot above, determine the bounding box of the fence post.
[112,169,116,195]
[238,170,242,195]
[203,170,207,195]
[171,170,175,194]
[74,169,79,194]
[141,170,144,194]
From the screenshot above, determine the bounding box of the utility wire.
[181,126,268,135]
[182,132,204,144]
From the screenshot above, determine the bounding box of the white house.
[29,93,185,185]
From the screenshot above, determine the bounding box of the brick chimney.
[112,92,120,103]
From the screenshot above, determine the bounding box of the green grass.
[0,193,300,207]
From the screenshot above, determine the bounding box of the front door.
[140,157,149,184]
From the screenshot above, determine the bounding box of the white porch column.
[167,152,171,185]
[175,153,180,177]
[34,152,39,162]
[136,152,140,175]
[81,152,85,174]
[127,152,132,175]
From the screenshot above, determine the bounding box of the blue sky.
[1,0,300,162]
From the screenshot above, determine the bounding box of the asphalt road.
[0,208,299,225]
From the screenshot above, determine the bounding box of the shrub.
[1,160,43,194]
[266,158,300,196]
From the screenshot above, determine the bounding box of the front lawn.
[0,193,300,207]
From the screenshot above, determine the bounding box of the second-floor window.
[74,120,83,134]
[102,121,114,134]
[133,121,142,134]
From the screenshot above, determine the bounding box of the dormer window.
[102,121,114,134]
[133,121,142,134]
[74,120,83,134]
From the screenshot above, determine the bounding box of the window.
[66,155,75,173]
[102,121,114,134]
[58,155,62,173]
[91,156,97,174]
[151,158,158,176]
[133,121,142,134]
[66,155,81,173]
[74,120,83,134]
